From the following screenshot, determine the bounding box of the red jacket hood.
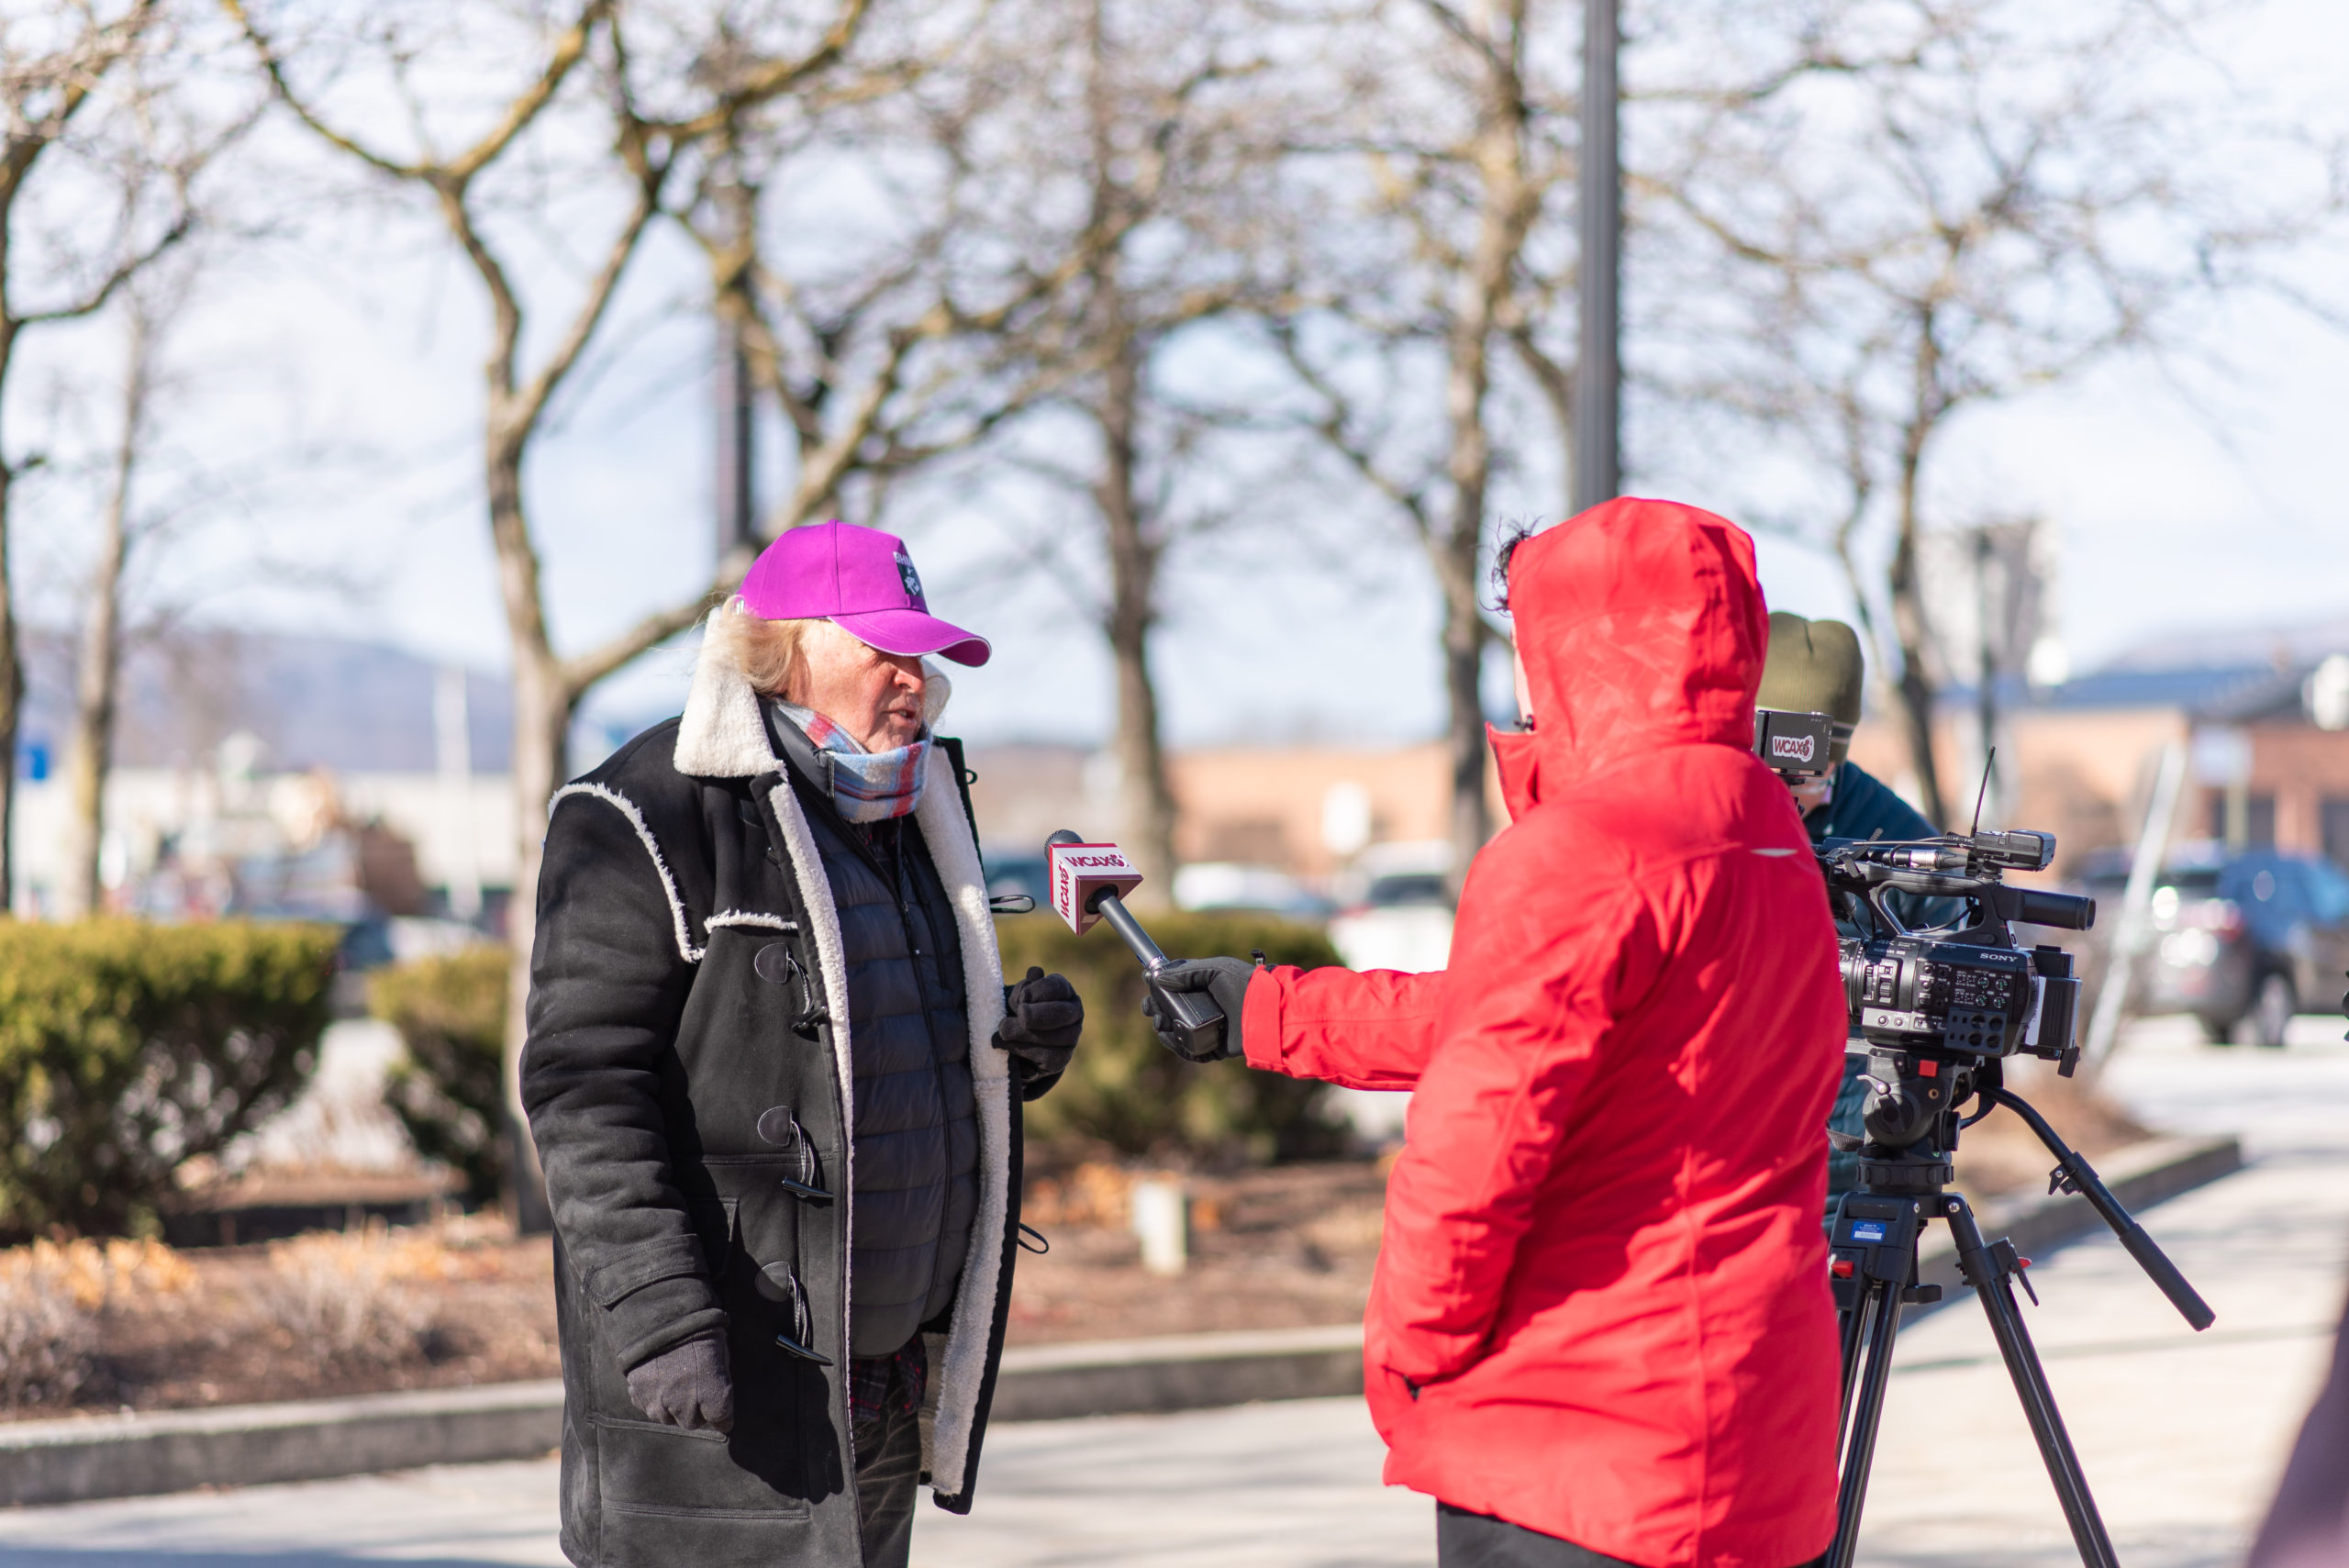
[1492,497,1767,817]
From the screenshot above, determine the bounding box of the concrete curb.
[991,1324,1365,1422]
[0,1134,2242,1509]
[1909,1132,2243,1309]
[0,1379,563,1509]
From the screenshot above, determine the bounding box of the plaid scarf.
[773,701,930,823]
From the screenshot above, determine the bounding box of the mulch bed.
[1008,1160,1386,1344]
[0,1088,2148,1424]
[1,1224,560,1424]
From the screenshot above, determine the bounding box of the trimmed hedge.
[998,912,1348,1165]
[0,919,339,1241]
[367,948,509,1208]
[360,913,1350,1188]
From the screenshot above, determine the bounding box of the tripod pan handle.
[2083,1173,2215,1331]
[1991,1088,2214,1331]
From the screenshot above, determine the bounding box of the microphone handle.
[1095,891,1227,1055]
[1094,892,1170,970]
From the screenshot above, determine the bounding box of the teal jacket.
[1806,762,1943,1204]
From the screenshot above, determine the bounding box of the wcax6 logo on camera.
[1771,732,1817,764]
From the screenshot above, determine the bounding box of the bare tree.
[56,286,160,917]
[667,1,1085,558]
[1641,0,2343,825]
[675,0,1277,895]
[1264,0,1576,889]
[0,0,201,911]
[998,0,1276,896]
[228,0,881,1223]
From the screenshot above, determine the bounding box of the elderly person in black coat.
[523,521,1082,1568]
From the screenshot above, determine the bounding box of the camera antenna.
[1968,746,1998,838]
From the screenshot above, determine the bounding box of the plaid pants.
[852,1343,927,1568]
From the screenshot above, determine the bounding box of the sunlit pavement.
[2,1015,2343,1568]
[1849,1014,2349,1568]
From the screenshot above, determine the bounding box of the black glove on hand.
[1141,956,1257,1062]
[626,1331,735,1433]
[996,966,1084,1079]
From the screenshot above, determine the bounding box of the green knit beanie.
[1757,613,1864,768]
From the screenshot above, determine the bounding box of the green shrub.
[367,948,508,1207]
[360,916,1348,1183]
[0,919,338,1241]
[998,912,1348,1166]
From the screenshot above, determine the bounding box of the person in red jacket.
[1148,498,1849,1568]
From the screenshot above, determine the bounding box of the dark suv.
[2079,845,2349,1048]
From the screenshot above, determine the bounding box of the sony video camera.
[1753,707,2097,1080]
[1817,829,2094,1077]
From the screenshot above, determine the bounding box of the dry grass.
[249,1225,451,1369]
[1025,1162,1146,1229]
[0,1239,197,1409]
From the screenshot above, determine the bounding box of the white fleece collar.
[674,609,778,778]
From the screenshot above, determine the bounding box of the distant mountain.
[19,629,513,775]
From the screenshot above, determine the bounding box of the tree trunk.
[1094,329,1177,906]
[1438,315,1494,891]
[1431,14,1531,893]
[0,315,19,917]
[0,462,17,919]
[489,421,562,1233]
[1886,443,1948,832]
[1439,566,1489,888]
[60,311,150,919]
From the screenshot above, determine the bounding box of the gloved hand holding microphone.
[1139,957,1256,1062]
[1041,831,1257,1063]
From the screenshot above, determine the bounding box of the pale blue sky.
[14,0,2348,754]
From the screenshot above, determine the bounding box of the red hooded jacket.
[1241,500,1847,1567]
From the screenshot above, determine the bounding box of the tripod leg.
[1837,1292,1866,1415]
[1827,1275,1902,1568]
[1943,1196,2121,1568]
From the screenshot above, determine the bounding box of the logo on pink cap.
[739,522,989,666]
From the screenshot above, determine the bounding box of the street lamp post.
[1573,0,1620,513]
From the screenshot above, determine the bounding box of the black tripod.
[1826,1073,2216,1568]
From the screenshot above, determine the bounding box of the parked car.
[1170,862,1335,922]
[1328,841,1456,973]
[2076,843,2349,1048]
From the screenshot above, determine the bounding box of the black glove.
[996,966,1084,1079]
[625,1331,735,1433]
[1141,956,1257,1062]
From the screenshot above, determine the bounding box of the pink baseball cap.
[739,521,991,666]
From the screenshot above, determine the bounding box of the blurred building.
[963,739,1507,887]
[1849,619,2349,870]
[12,630,514,925]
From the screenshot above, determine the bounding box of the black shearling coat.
[522,631,1033,1568]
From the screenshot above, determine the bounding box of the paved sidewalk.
[1847,1016,2349,1567]
[0,1457,565,1565]
[1,1017,2340,1568]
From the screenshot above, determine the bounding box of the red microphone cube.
[1048,841,1144,935]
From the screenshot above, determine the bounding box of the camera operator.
[1754,614,1958,1210]
[1145,499,1848,1568]
[522,522,1083,1568]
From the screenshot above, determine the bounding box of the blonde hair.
[707,601,955,728]
[705,600,953,728]
[707,604,826,701]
